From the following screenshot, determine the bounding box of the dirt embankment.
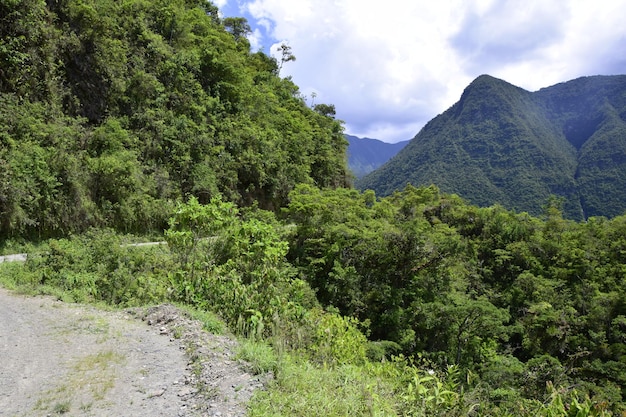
[0,288,266,417]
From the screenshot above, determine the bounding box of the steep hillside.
[357,74,626,219]
[537,76,626,218]
[0,0,349,238]
[346,134,409,178]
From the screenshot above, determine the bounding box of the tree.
[223,16,251,42]
[313,103,336,118]
[276,42,296,74]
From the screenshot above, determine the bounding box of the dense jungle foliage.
[2,186,625,415]
[0,0,349,239]
[357,74,626,220]
[1,0,625,415]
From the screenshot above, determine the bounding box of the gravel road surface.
[0,288,264,417]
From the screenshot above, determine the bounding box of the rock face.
[0,289,267,417]
[357,74,626,219]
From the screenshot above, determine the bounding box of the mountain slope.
[0,0,349,238]
[346,135,409,178]
[357,74,626,219]
[537,76,626,218]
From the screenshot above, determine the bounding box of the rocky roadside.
[0,288,269,417]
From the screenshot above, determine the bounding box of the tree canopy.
[0,0,349,239]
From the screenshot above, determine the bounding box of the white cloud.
[212,0,229,8]
[247,28,263,51]
[232,0,626,142]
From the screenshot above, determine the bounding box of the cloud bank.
[221,0,626,142]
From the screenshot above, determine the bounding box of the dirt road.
[0,288,263,416]
[0,254,27,263]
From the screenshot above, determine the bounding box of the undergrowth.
[0,199,613,416]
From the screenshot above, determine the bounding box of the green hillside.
[0,0,349,239]
[537,76,626,218]
[357,74,626,219]
[346,134,409,178]
[2,1,626,414]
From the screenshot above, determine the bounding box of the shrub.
[23,229,171,305]
[308,309,368,366]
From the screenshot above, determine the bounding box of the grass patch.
[65,350,126,401]
[247,354,400,417]
[52,400,71,414]
[176,303,226,334]
[73,350,124,373]
[54,314,111,338]
[236,339,278,375]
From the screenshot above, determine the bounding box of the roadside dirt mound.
[0,288,267,416]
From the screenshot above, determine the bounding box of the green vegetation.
[357,74,626,220]
[346,134,409,178]
[0,0,348,240]
[2,0,625,415]
[2,187,624,415]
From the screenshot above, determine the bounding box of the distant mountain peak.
[356,74,626,220]
[346,135,409,178]
[465,74,520,91]
[470,73,502,84]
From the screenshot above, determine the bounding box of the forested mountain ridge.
[0,0,349,239]
[3,1,626,414]
[346,134,409,178]
[357,74,626,219]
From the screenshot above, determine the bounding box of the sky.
[215,0,626,143]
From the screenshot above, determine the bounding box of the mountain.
[346,135,409,178]
[356,74,626,219]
